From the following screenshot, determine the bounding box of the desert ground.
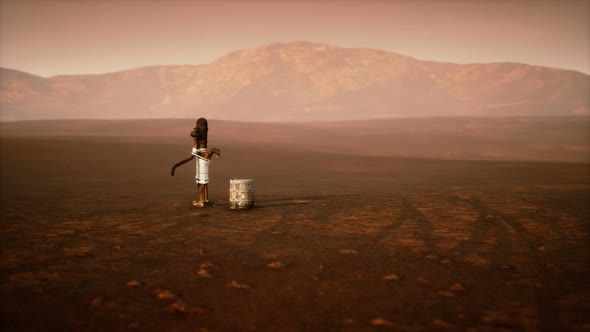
[1,118,589,331]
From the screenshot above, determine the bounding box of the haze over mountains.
[1,42,589,122]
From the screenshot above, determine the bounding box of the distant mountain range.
[1,42,589,121]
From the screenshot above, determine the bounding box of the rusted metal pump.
[171,118,220,207]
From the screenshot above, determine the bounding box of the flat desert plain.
[1,118,589,331]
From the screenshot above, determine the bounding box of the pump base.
[192,200,213,208]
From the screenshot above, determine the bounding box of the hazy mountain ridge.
[1,42,589,121]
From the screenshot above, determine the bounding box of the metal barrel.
[229,179,255,209]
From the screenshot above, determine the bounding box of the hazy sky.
[1,0,588,77]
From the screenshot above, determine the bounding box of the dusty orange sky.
[0,0,588,77]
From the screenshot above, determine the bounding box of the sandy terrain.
[1,119,589,331]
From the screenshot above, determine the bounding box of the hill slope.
[1,42,589,121]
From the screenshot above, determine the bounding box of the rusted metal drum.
[229,179,255,209]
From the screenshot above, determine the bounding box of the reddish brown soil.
[1,121,589,331]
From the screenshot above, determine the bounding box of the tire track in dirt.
[454,194,549,263]
[267,205,301,235]
[373,196,438,254]
[481,204,561,330]
[451,196,513,266]
[439,196,518,329]
[453,196,561,330]
[517,196,567,240]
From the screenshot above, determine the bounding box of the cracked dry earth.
[1,137,589,331]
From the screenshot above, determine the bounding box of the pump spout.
[170,155,195,176]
